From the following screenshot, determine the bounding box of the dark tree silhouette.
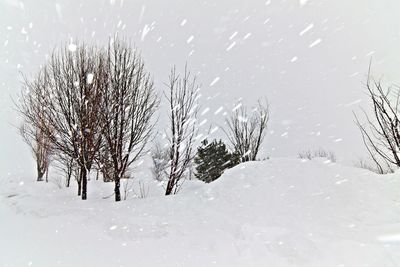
[194,139,240,183]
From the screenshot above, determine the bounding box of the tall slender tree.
[100,39,158,202]
[164,66,200,195]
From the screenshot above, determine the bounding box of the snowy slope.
[1,158,400,267]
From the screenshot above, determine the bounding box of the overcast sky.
[1,0,400,178]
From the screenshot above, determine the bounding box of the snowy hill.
[1,158,400,266]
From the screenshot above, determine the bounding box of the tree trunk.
[165,177,174,196]
[37,162,44,181]
[45,167,49,183]
[66,159,73,187]
[81,166,87,200]
[37,171,44,181]
[114,176,121,202]
[66,173,71,187]
[77,178,81,196]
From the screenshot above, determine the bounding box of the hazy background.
[1,0,400,179]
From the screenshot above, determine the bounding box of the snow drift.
[1,158,400,266]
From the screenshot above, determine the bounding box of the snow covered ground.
[1,158,400,266]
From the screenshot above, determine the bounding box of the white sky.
[1,0,400,178]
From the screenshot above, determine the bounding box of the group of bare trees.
[17,39,158,201]
[18,39,400,204]
[17,38,271,201]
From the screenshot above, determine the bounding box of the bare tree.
[151,142,169,182]
[354,69,400,173]
[53,154,78,187]
[19,122,52,181]
[17,69,53,181]
[19,42,106,200]
[164,66,200,195]
[96,147,114,182]
[224,99,270,162]
[100,39,158,202]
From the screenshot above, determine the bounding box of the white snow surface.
[1,158,400,266]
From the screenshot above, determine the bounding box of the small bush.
[298,148,336,162]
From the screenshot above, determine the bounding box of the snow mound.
[1,158,400,266]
